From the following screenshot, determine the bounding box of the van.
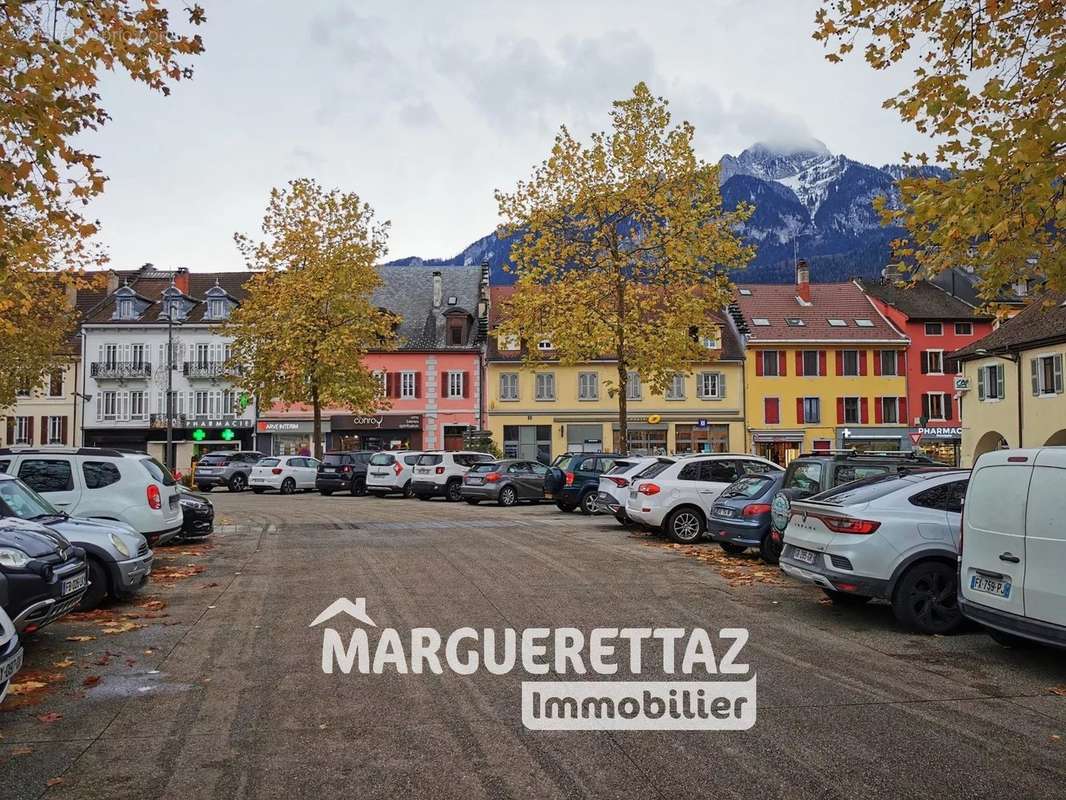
[958,447,1066,648]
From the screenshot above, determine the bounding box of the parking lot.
[1,491,1064,799]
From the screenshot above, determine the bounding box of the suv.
[0,516,88,632]
[317,451,374,496]
[959,447,1066,649]
[193,450,264,493]
[0,601,22,705]
[626,454,780,543]
[780,470,969,633]
[596,457,658,524]
[365,451,423,498]
[764,450,939,564]
[0,447,183,546]
[412,451,495,501]
[544,453,623,514]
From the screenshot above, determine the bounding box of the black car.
[316,451,374,496]
[708,471,786,556]
[0,517,88,633]
[544,452,622,514]
[762,450,941,564]
[177,486,214,538]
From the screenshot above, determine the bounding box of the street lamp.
[162,286,183,471]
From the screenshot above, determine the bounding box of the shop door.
[443,433,465,451]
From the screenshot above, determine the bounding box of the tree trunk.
[311,381,322,460]
[616,360,628,456]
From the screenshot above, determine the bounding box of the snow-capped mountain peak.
[719,139,845,216]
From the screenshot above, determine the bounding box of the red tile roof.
[732,282,907,344]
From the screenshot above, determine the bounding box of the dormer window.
[208,297,229,320]
[537,339,553,351]
[448,317,466,345]
[116,297,135,319]
[165,298,183,320]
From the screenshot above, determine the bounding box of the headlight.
[0,547,31,568]
[109,533,131,558]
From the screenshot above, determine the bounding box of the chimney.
[106,270,120,295]
[432,270,442,309]
[174,266,190,295]
[796,259,811,303]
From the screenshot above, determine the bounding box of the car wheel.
[892,561,962,634]
[465,499,481,505]
[252,487,265,494]
[402,481,414,499]
[446,480,463,503]
[319,490,333,497]
[760,530,784,565]
[987,628,1035,648]
[351,479,366,497]
[719,542,747,556]
[555,500,575,513]
[228,473,247,493]
[77,558,109,611]
[498,486,518,507]
[280,477,296,495]
[822,589,872,606]
[665,507,705,544]
[579,491,598,515]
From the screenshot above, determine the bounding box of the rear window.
[784,461,823,492]
[966,465,1029,535]
[140,457,176,486]
[607,462,636,475]
[198,454,229,466]
[721,475,774,500]
[369,453,395,466]
[813,474,913,505]
[637,460,674,480]
[322,454,350,466]
[259,458,280,467]
[418,454,444,466]
[552,455,576,471]
[403,455,421,466]
[833,464,889,484]
[469,463,498,474]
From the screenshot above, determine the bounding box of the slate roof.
[857,278,991,322]
[929,267,1037,309]
[81,266,252,325]
[732,282,907,343]
[952,293,1066,361]
[372,265,485,351]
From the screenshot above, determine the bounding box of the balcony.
[91,362,152,380]
[150,413,187,429]
[183,361,240,380]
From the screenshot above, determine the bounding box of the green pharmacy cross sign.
[192,428,207,442]
[191,427,236,442]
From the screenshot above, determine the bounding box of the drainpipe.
[1016,349,1024,447]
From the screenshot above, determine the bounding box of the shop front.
[329,414,423,452]
[911,426,962,466]
[255,419,328,456]
[837,426,909,454]
[751,431,805,466]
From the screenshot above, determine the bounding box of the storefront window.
[845,438,902,454]
[674,424,728,454]
[503,425,552,463]
[917,440,960,466]
[612,428,667,455]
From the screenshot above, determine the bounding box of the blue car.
[707,471,786,555]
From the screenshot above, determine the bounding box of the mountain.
[386,139,948,284]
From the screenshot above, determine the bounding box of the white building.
[80,265,256,473]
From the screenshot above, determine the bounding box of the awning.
[751,431,805,443]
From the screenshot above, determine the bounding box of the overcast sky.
[88,0,930,272]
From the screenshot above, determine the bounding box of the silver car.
[0,604,22,705]
[0,474,152,610]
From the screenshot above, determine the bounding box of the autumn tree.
[495,82,753,453]
[0,1,205,406]
[814,1,1064,295]
[226,179,396,459]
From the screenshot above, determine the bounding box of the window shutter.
[819,351,827,376]
[755,352,764,377]
[1055,354,1064,394]
[764,398,779,424]
[944,394,953,421]
[977,367,986,400]
[27,416,34,444]
[920,352,929,374]
[1031,358,1040,395]
[874,398,883,424]
[96,393,101,421]
[717,372,725,399]
[40,416,48,445]
[796,398,805,424]
[462,372,471,399]
[860,397,869,424]
[778,350,787,376]
[873,351,882,376]
[921,394,931,420]
[5,416,13,444]
[60,416,68,444]
[836,398,845,424]
[414,372,422,399]
[835,352,843,376]
[795,352,803,376]
[859,351,868,376]
[996,366,1005,399]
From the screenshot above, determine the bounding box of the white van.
[959,447,1066,648]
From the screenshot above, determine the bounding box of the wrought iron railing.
[90,362,152,379]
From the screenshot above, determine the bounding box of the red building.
[857,278,994,464]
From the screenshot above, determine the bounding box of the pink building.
[257,266,487,455]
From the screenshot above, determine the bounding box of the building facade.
[953,294,1066,466]
[733,263,909,465]
[858,277,994,465]
[79,266,256,472]
[485,288,747,461]
[2,359,83,448]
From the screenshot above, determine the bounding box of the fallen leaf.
[1051,734,1061,742]
[8,681,47,695]
[201,582,220,589]
[1050,686,1066,697]
[82,676,101,687]
[36,712,63,724]
[65,635,96,643]
[12,746,33,756]
[46,777,64,787]
[100,620,145,635]
[52,659,75,669]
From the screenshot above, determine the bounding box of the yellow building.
[954,294,1066,466]
[485,290,746,460]
[1,359,84,448]
[733,264,910,464]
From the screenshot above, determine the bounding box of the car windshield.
[140,457,176,486]
[0,478,59,518]
[418,454,444,466]
[259,458,280,467]
[720,475,773,500]
[784,461,822,493]
[469,463,498,474]
[369,453,395,466]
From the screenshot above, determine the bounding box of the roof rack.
[799,449,931,459]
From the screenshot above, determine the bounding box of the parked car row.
[0,446,216,705]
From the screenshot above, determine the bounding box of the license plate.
[323,467,335,472]
[0,648,22,683]
[197,469,216,475]
[792,548,817,565]
[543,492,552,499]
[467,477,483,485]
[629,491,638,500]
[714,507,735,518]
[971,575,1011,598]
[62,571,88,595]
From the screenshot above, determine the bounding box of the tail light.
[484,472,501,483]
[608,477,629,488]
[742,503,771,517]
[146,484,161,510]
[393,462,403,476]
[340,465,352,473]
[815,514,880,535]
[435,466,445,475]
[272,467,283,475]
[564,471,575,486]
[638,483,661,496]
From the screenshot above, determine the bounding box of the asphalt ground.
[1,490,1064,800]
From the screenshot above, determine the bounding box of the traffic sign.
[908,431,923,445]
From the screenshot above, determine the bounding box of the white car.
[627,454,781,543]
[778,469,968,634]
[959,447,1066,649]
[249,456,321,494]
[595,456,658,524]
[365,451,423,498]
[411,451,495,502]
[0,605,22,706]
[0,447,183,546]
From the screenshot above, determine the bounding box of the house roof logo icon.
[309,597,377,628]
